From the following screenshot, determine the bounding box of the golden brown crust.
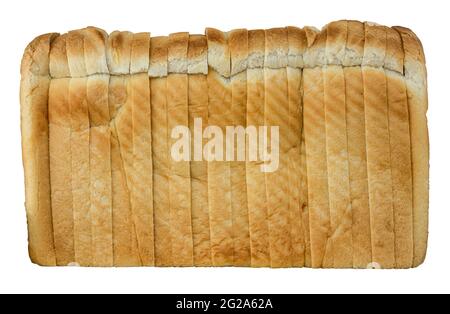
[287,26,306,68]
[385,27,404,74]
[106,31,133,75]
[362,65,396,269]
[303,67,333,268]
[21,33,59,266]
[22,33,59,77]
[394,26,429,268]
[363,22,387,67]
[82,27,109,75]
[206,28,230,77]
[248,29,265,69]
[130,32,150,74]
[83,27,109,75]
[129,73,155,265]
[323,65,353,268]
[168,32,189,74]
[66,30,87,77]
[49,34,70,78]
[230,45,251,266]
[42,22,408,78]
[229,29,248,76]
[325,20,348,65]
[187,35,208,74]
[188,72,211,266]
[48,78,75,266]
[264,28,288,69]
[344,21,365,67]
[344,66,372,268]
[149,36,168,77]
[303,26,327,67]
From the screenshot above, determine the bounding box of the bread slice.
[21,33,58,266]
[264,28,293,268]
[385,28,414,268]
[87,74,114,267]
[229,29,251,267]
[344,66,372,268]
[394,26,429,268]
[130,33,154,266]
[48,77,74,266]
[49,34,70,79]
[167,32,194,266]
[246,30,271,267]
[303,67,332,268]
[323,65,354,268]
[206,28,234,266]
[69,76,92,266]
[362,23,396,269]
[287,26,307,267]
[188,35,212,266]
[149,36,172,266]
[109,75,141,266]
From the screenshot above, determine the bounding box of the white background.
[1,0,448,294]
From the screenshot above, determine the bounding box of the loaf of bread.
[20,20,429,268]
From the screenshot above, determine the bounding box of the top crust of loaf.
[394,26,427,93]
[265,28,288,69]
[344,20,365,67]
[229,29,249,76]
[248,30,265,69]
[49,34,70,78]
[168,32,189,74]
[385,27,404,74]
[149,36,168,77]
[83,27,109,75]
[363,22,387,68]
[67,30,88,77]
[326,20,348,65]
[106,31,133,75]
[206,28,231,77]
[188,35,208,75]
[303,26,327,67]
[130,32,150,74]
[287,26,306,68]
[38,21,424,79]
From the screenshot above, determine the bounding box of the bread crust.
[287,26,306,68]
[304,27,327,68]
[168,32,189,74]
[248,29,265,69]
[264,28,288,69]
[206,28,231,78]
[167,34,194,266]
[149,36,168,77]
[344,21,365,67]
[41,23,410,79]
[188,35,208,75]
[66,30,88,77]
[49,34,70,78]
[363,22,387,67]
[230,31,251,266]
[106,31,132,75]
[83,27,109,75]
[229,29,248,76]
[130,32,150,74]
[325,20,348,65]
